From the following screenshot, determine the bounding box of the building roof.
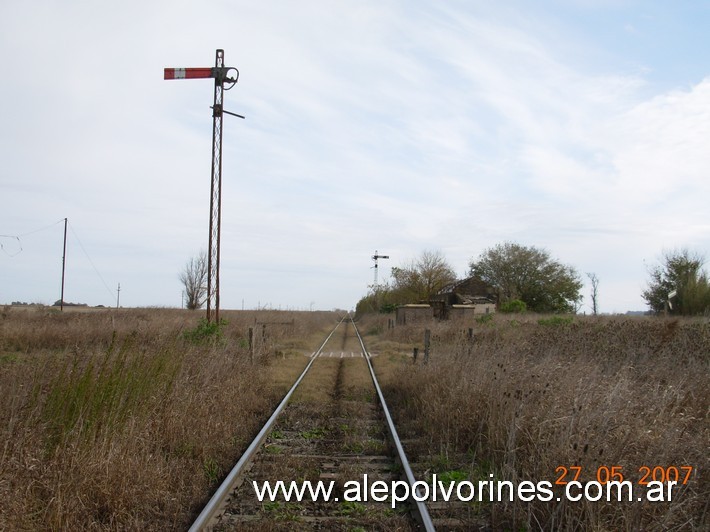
[438,276,496,300]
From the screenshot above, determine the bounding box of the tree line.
[354,243,710,317]
[176,244,710,316]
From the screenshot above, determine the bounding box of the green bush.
[182,318,227,344]
[499,299,527,313]
[476,313,494,325]
[379,303,398,314]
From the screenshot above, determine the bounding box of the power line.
[4,219,116,305]
[0,235,22,257]
[68,222,116,299]
[1,219,65,258]
[18,219,66,238]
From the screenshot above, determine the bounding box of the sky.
[1,0,708,313]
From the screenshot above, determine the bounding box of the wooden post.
[248,327,254,363]
[424,329,431,364]
[60,217,67,311]
[413,347,418,364]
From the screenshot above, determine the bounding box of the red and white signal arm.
[163,68,214,80]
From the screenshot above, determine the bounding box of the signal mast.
[372,250,389,287]
[164,49,243,323]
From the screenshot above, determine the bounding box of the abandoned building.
[395,304,434,325]
[395,276,497,324]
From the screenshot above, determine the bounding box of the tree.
[179,251,208,310]
[355,250,457,315]
[642,249,710,315]
[355,281,395,316]
[390,250,457,302]
[587,272,599,315]
[469,242,583,313]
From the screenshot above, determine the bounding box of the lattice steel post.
[208,49,224,323]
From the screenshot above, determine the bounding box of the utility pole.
[60,217,67,312]
[164,49,243,323]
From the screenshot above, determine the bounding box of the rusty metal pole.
[206,49,225,323]
[164,51,241,323]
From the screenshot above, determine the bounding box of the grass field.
[0,306,335,530]
[1,307,707,530]
[367,313,709,530]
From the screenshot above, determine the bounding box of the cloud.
[610,80,710,197]
[1,1,708,312]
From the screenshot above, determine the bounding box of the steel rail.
[189,316,346,531]
[351,318,436,532]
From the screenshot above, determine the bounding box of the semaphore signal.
[372,250,389,287]
[164,49,244,323]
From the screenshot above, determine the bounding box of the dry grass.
[0,306,337,530]
[4,308,706,530]
[367,313,709,531]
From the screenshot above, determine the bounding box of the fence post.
[413,347,418,364]
[424,329,430,364]
[248,327,254,363]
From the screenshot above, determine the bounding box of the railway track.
[189,316,435,531]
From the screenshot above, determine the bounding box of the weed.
[363,439,386,453]
[41,333,180,451]
[264,444,283,454]
[476,313,494,325]
[0,353,18,363]
[262,501,281,513]
[437,470,468,484]
[387,462,403,475]
[338,500,367,516]
[430,453,452,470]
[182,317,227,344]
[262,501,303,521]
[300,427,327,440]
[203,456,220,483]
[537,315,574,327]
